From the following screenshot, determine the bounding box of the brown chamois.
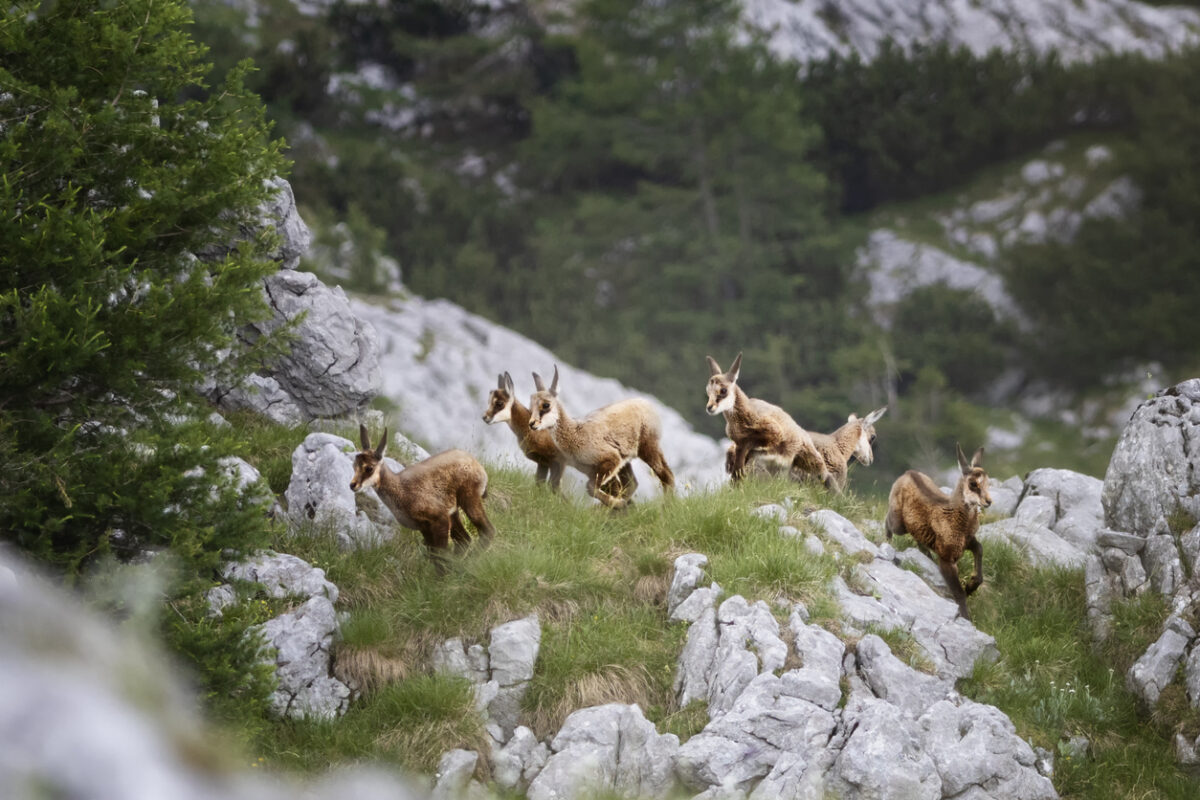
[527,366,674,510]
[705,352,832,488]
[482,371,567,491]
[349,425,495,572]
[884,444,992,621]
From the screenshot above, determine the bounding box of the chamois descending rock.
[886,445,993,620]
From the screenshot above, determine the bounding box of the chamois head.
[483,372,516,424]
[705,352,742,416]
[850,406,888,465]
[955,443,992,510]
[528,366,561,431]
[349,424,388,492]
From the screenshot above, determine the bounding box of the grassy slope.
[214,418,1200,798]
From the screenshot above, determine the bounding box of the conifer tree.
[0,0,286,581]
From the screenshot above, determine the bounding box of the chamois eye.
[718,388,727,397]
[541,402,550,412]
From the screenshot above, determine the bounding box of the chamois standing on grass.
[885,444,992,621]
[349,425,496,572]
[527,366,674,510]
[705,353,832,488]
[482,371,633,495]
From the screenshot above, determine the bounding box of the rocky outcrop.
[432,614,542,747]
[669,552,1054,800]
[201,179,382,424]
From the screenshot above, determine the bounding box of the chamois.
[705,353,832,488]
[884,444,992,621]
[483,371,567,491]
[803,407,888,492]
[527,366,674,510]
[349,425,495,572]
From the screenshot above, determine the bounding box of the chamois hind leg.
[963,537,984,596]
[459,488,496,548]
[884,508,904,542]
[937,557,971,621]
[534,462,550,486]
[603,463,637,502]
[449,511,472,554]
[588,456,628,510]
[640,440,675,495]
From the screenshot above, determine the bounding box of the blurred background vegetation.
[190,0,1200,480]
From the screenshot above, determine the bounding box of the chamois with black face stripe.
[705,352,832,488]
[885,444,992,621]
[736,406,888,493]
[349,425,495,572]
[527,366,674,510]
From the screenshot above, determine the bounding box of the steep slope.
[349,293,728,493]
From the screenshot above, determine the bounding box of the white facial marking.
[535,406,559,430]
[855,429,874,465]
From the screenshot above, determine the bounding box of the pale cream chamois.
[349,425,496,571]
[885,444,992,621]
[705,353,832,488]
[482,371,633,495]
[527,366,674,510]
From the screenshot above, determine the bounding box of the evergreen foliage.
[0,0,286,710]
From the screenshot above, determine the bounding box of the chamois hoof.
[962,575,983,595]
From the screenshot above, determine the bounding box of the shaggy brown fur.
[528,366,674,510]
[350,425,495,572]
[705,352,831,488]
[884,444,992,620]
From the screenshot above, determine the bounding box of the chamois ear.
[549,365,559,396]
[359,423,372,451]
[504,371,515,394]
[970,446,985,469]
[865,406,888,426]
[727,352,743,383]
[847,413,858,423]
[376,428,389,459]
[706,356,723,376]
[956,442,970,475]
[497,373,506,390]
[532,371,545,392]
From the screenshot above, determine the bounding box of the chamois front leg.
[963,537,984,596]
[449,511,472,554]
[419,517,454,575]
[534,462,550,486]
[548,461,566,493]
[937,557,971,621]
[728,440,757,482]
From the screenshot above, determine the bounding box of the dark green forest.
[192,0,1200,458]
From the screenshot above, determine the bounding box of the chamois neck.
[730,385,753,415]
[507,400,532,440]
[832,420,861,457]
[548,401,581,447]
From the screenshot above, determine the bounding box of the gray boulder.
[254,595,351,720]
[486,614,542,742]
[809,509,880,558]
[285,432,387,548]
[668,553,710,618]
[1127,617,1197,708]
[1103,379,1200,536]
[528,704,679,800]
[431,749,484,800]
[988,476,1025,518]
[855,634,952,717]
[976,518,1087,569]
[219,551,338,606]
[827,693,941,799]
[1023,468,1104,552]
[492,726,550,794]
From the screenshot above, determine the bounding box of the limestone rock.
[1023,468,1105,552]
[492,726,550,794]
[431,749,481,800]
[988,475,1025,518]
[668,553,710,618]
[809,509,880,558]
[1103,379,1200,536]
[220,550,338,605]
[1127,623,1195,708]
[977,518,1087,569]
[254,595,350,719]
[284,432,388,548]
[528,704,679,800]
